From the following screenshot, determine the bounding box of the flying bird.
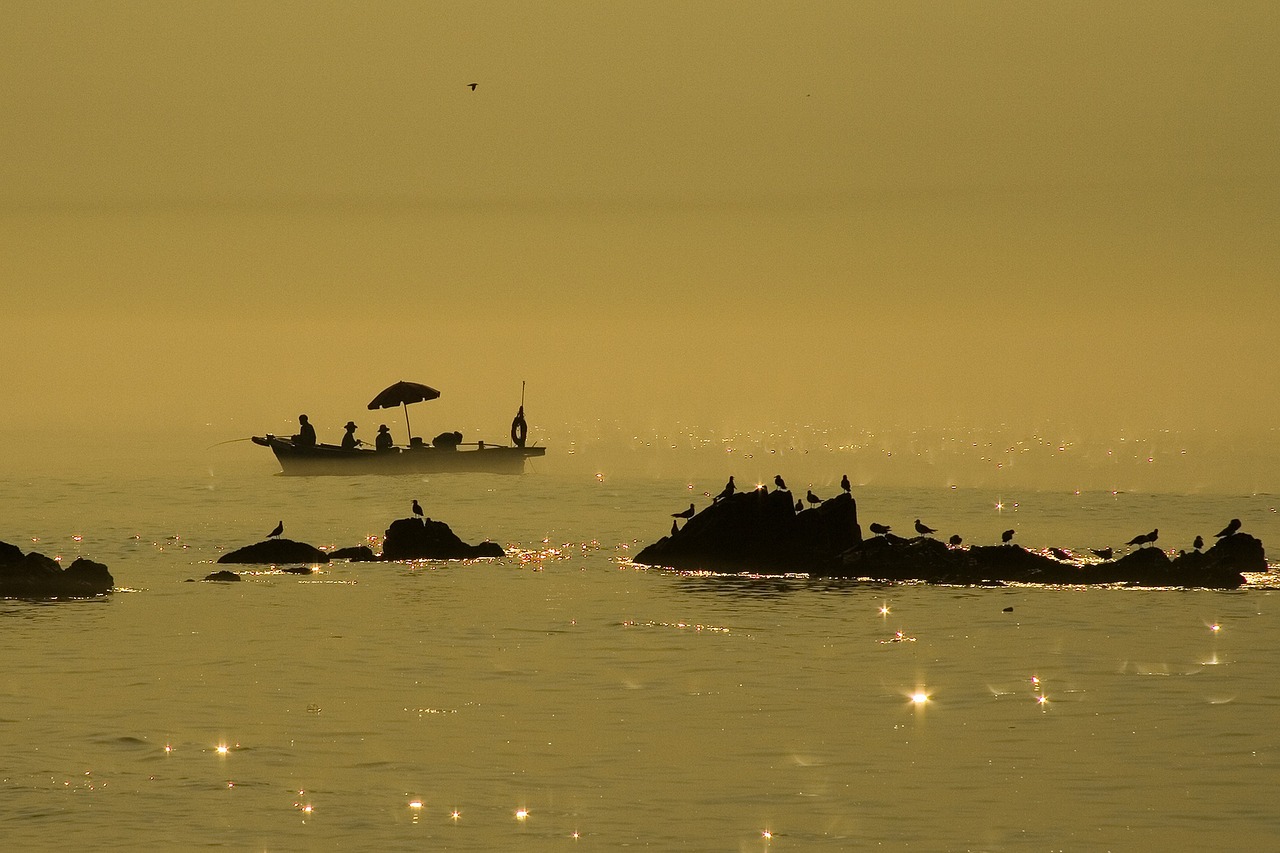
[1001,529,1015,544]
[672,503,695,519]
[806,489,822,507]
[774,475,787,491]
[268,521,283,539]
[914,519,937,536]
[869,523,891,536]
[1090,547,1113,560]
[467,82,478,90]
[948,534,963,546]
[412,499,424,518]
[840,474,851,494]
[714,476,736,502]
[1193,535,1204,551]
[1214,519,1241,538]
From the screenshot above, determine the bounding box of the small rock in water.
[1002,606,1014,612]
[203,570,242,582]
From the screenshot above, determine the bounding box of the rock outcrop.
[0,540,114,597]
[328,545,378,562]
[381,517,504,561]
[632,495,1262,589]
[633,490,861,574]
[217,538,331,565]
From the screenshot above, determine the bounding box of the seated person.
[292,414,317,447]
[341,421,361,450]
[375,424,394,452]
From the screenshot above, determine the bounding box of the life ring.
[510,407,528,447]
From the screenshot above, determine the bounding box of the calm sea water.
[4,454,1280,850]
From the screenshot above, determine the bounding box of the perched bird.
[467,82,478,90]
[795,499,804,512]
[1127,529,1158,547]
[774,475,787,491]
[671,520,679,536]
[869,523,891,536]
[1215,519,1241,539]
[806,489,822,507]
[672,503,695,520]
[268,520,284,539]
[914,519,937,536]
[714,476,736,502]
[1001,529,1015,544]
[948,534,963,546]
[840,474,851,494]
[1193,535,1204,551]
[412,499,424,519]
[1050,548,1073,561]
[1090,547,1113,560]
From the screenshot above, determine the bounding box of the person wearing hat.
[375,424,394,452]
[341,421,362,450]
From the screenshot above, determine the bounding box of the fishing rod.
[205,436,256,450]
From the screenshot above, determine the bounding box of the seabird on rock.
[840,474,851,493]
[774,475,787,491]
[1050,548,1072,561]
[795,499,804,512]
[672,503,695,520]
[948,534,962,546]
[412,499,424,518]
[1001,529,1015,544]
[714,476,736,502]
[869,523,891,536]
[1193,535,1204,551]
[671,520,679,536]
[806,489,822,507]
[914,519,937,536]
[268,520,284,539]
[1090,547,1113,560]
[1215,519,1241,538]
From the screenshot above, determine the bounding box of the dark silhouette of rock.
[217,538,331,565]
[329,545,378,562]
[0,541,113,597]
[631,504,1260,589]
[633,490,861,574]
[203,570,242,582]
[381,517,504,561]
[281,565,313,574]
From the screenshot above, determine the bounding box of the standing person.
[293,414,317,447]
[341,421,361,450]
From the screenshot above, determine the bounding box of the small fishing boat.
[252,380,545,475]
[251,435,545,475]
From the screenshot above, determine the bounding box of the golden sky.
[2,2,1277,474]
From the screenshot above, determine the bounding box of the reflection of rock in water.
[0,540,114,597]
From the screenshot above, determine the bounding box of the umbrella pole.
[403,401,413,443]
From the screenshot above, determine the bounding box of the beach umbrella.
[367,381,441,443]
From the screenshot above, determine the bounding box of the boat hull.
[252,436,545,475]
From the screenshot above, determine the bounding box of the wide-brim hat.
[378,424,390,431]
[344,421,357,429]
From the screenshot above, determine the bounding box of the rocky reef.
[217,538,331,565]
[381,517,504,561]
[634,489,860,574]
[633,491,1262,589]
[0,540,114,597]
